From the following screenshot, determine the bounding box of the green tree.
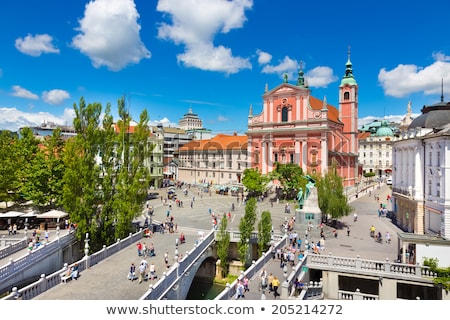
[216,215,230,278]
[257,210,272,257]
[269,163,304,200]
[112,97,152,240]
[62,97,103,250]
[62,96,153,250]
[238,197,257,265]
[363,172,376,178]
[317,163,352,221]
[423,258,450,291]
[242,168,269,196]
[13,127,40,203]
[96,102,118,245]
[0,131,19,205]
[22,128,66,207]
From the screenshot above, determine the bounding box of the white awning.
[21,211,38,218]
[0,211,25,218]
[37,210,68,219]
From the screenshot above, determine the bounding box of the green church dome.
[374,120,393,136]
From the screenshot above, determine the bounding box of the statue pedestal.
[295,186,322,227]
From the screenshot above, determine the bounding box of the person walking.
[267,273,274,292]
[138,261,147,283]
[259,268,268,292]
[149,262,156,280]
[136,242,143,256]
[385,231,391,244]
[272,276,281,298]
[164,251,169,268]
[128,263,136,281]
[235,280,245,299]
[370,225,375,238]
[243,276,250,293]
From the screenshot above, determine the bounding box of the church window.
[344,92,350,100]
[290,153,294,163]
[282,107,288,122]
[274,153,278,162]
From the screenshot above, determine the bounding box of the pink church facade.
[246,52,359,188]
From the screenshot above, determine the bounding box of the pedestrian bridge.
[2,228,447,300]
[0,230,77,295]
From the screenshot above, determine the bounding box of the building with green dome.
[358,119,397,178]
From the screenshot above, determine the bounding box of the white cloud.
[71,0,151,71]
[42,89,70,105]
[358,113,421,129]
[217,115,229,122]
[256,49,272,65]
[149,117,178,128]
[15,34,60,57]
[261,57,338,88]
[177,43,250,74]
[11,85,39,100]
[378,52,450,98]
[0,107,74,132]
[305,66,338,88]
[156,0,253,74]
[261,56,298,80]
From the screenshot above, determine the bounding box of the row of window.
[360,151,390,158]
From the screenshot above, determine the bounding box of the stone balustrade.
[1,230,142,300]
[0,237,27,259]
[307,253,437,280]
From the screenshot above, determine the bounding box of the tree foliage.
[61,96,152,251]
[0,131,20,204]
[238,197,257,265]
[363,172,376,178]
[257,210,272,257]
[62,97,103,250]
[21,128,66,207]
[242,168,269,196]
[112,97,152,241]
[216,215,230,277]
[316,163,352,220]
[269,163,305,199]
[423,257,450,291]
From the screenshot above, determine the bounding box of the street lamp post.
[84,233,90,257]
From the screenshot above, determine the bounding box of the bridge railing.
[338,288,378,300]
[0,237,28,259]
[215,234,289,300]
[0,230,77,284]
[1,230,142,300]
[140,229,216,300]
[307,253,437,279]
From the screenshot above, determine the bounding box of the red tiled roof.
[309,96,340,123]
[179,133,247,152]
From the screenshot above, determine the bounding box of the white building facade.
[176,133,248,185]
[392,99,450,266]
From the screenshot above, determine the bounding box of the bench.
[60,272,72,283]
[60,265,80,283]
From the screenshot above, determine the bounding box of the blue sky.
[1,0,450,134]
